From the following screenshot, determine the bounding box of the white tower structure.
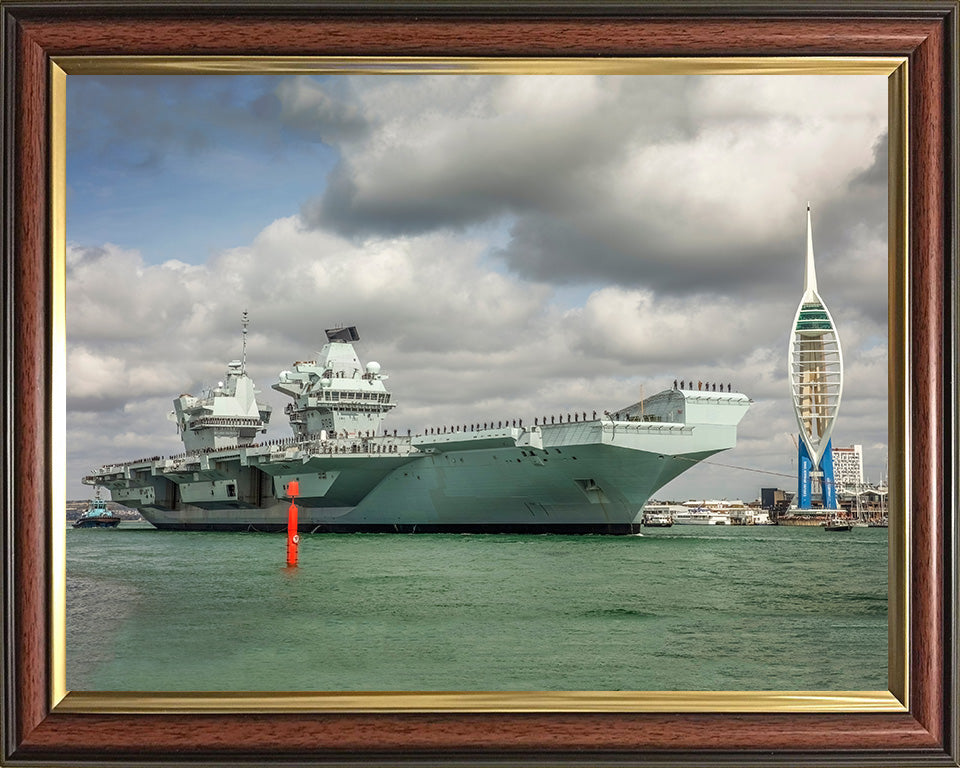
[788,205,844,508]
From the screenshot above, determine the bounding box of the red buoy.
[286,480,299,567]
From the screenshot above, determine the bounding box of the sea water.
[66,524,887,692]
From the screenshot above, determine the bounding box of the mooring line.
[674,455,796,481]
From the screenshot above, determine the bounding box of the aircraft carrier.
[84,320,751,534]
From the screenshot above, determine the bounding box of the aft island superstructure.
[85,322,751,534]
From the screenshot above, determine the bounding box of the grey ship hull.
[88,402,748,535]
[141,443,705,534]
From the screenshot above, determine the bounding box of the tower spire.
[241,309,249,375]
[804,202,818,296]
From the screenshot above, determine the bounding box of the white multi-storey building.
[832,444,864,491]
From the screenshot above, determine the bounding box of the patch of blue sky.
[67,142,335,265]
[474,215,514,269]
[66,75,340,265]
[860,334,888,352]
[549,282,607,310]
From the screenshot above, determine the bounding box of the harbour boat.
[72,496,122,529]
[640,504,675,527]
[710,500,763,525]
[673,508,721,525]
[823,516,852,532]
[867,516,889,528]
[777,510,830,526]
[84,320,751,534]
[673,500,733,525]
[729,507,771,525]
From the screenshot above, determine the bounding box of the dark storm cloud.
[850,132,888,190]
[294,75,887,309]
[493,213,800,296]
[300,162,511,235]
[807,132,888,326]
[494,127,887,300]
[494,135,886,305]
[300,75,702,238]
[299,134,615,238]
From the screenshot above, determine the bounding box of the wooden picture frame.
[2,2,956,765]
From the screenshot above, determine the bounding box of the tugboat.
[72,493,122,529]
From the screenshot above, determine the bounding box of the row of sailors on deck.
[535,412,597,425]
[423,410,605,435]
[428,420,524,433]
[110,454,165,467]
[674,380,732,392]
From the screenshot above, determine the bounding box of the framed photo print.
[2,2,956,766]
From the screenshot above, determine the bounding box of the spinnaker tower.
[788,205,843,509]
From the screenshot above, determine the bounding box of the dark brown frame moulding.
[1,2,957,766]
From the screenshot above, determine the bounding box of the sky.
[65,72,889,502]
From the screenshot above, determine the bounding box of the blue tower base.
[797,437,837,510]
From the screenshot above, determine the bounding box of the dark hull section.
[72,519,122,529]
[151,521,642,535]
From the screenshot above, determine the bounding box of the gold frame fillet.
[49,55,909,715]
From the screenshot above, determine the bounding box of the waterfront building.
[788,206,843,510]
[760,487,794,514]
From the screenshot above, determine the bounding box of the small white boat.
[641,510,674,527]
[673,504,730,526]
[640,503,681,527]
[672,499,762,525]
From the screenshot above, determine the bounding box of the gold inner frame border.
[49,55,909,715]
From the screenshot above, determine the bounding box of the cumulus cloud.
[561,286,785,366]
[67,244,203,340]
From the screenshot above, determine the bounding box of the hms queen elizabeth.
[85,319,750,534]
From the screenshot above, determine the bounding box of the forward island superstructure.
[85,322,751,534]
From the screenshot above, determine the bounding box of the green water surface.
[66,524,887,692]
